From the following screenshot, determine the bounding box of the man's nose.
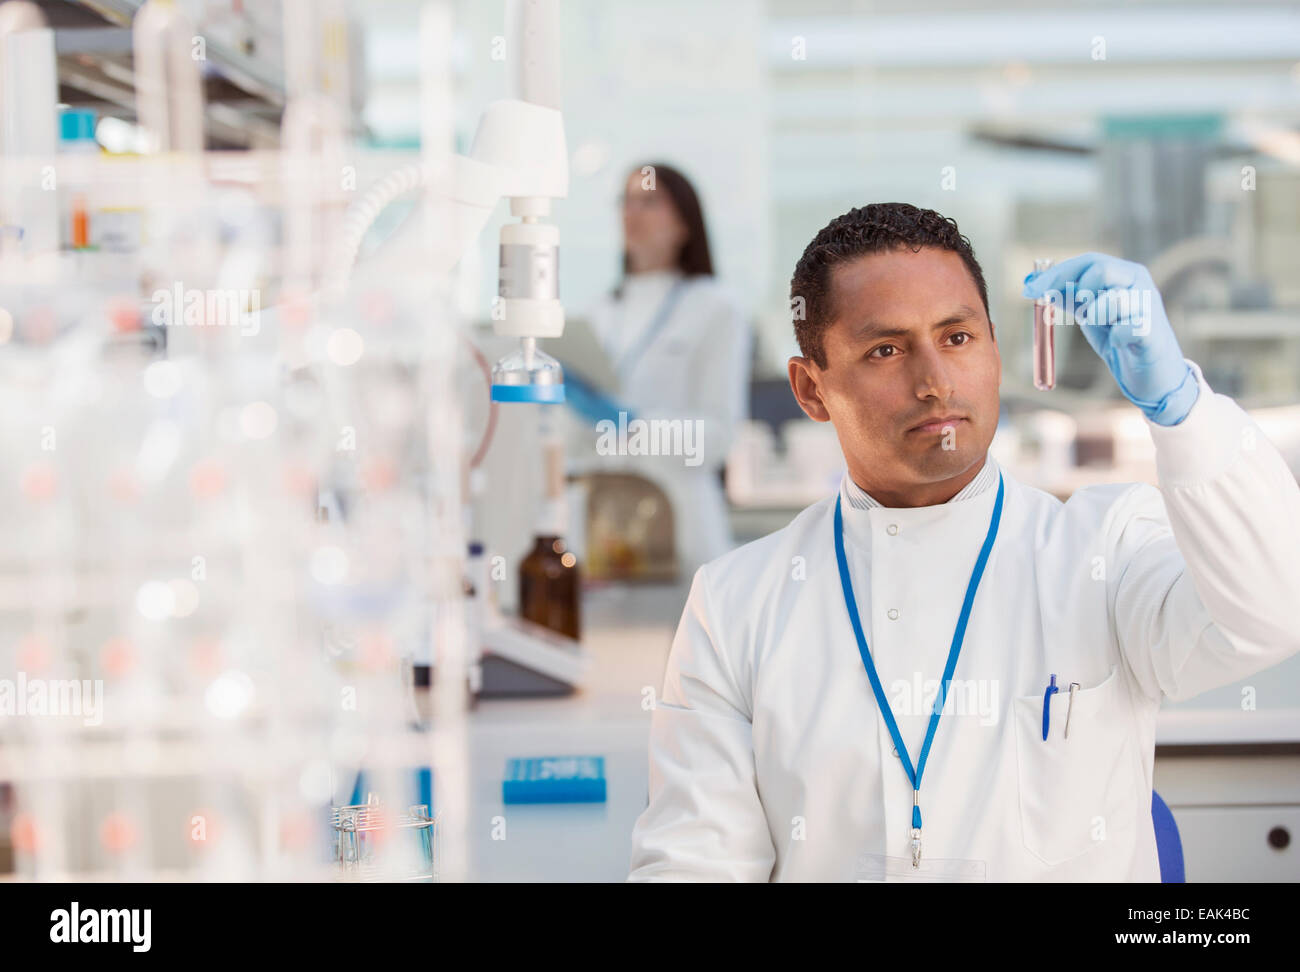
[912,344,955,401]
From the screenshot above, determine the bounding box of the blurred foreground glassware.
[331,800,438,882]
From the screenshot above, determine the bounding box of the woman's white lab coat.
[586,270,751,579]
[628,361,1300,881]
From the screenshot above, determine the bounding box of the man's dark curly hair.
[790,203,990,369]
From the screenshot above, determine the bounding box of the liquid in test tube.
[1032,258,1055,390]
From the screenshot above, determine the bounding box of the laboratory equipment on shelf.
[477,614,590,697]
[323,0,585,699]
[518,426,580,639]
[491,336,565,403]
[0,0,472,885]
[1032,257,1056,391]
[58,108,97,251]
[329,2,568,405]
[472,413,590,699]
[490,210,565,403]
[582,473,678,582]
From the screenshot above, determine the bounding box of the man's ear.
[788,356,831,423]
[989,318,1002,380]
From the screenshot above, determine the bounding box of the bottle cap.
[59,108,97,143]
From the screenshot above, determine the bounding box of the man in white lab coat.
[627,202,1300,881]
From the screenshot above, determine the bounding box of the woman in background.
[586,161,752,579]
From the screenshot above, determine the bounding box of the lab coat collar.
[836,453,1003,554]
[844,453,998,509]
[621,268,684,292]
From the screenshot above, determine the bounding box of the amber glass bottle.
[518,438,580,639]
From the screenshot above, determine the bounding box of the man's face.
[788,246,1001,502]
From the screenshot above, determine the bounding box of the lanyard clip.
[910,828,922,869]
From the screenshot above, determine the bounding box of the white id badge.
[856,853,987,882]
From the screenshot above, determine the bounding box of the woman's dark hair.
[621,161,715,279]
[790,202,990,369]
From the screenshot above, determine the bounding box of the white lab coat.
[585,271,751,579]
[628,361,1300,881]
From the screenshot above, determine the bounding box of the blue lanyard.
[832,470,1004,867]
[612,278,689,378]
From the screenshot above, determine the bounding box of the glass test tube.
[1032,258,1055,390]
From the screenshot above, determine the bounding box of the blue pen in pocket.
[1041,674,1081,741]
[1041,674,1058,741]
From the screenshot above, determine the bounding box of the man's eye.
[949,332,972,345]
[869,345,897,359]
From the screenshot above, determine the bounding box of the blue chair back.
[1152,790,1184,882]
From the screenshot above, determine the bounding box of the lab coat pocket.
[1012,665,1141,867]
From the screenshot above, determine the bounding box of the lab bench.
[458,582,683,882]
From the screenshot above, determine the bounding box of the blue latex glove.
[1023,252,1199,426]
[562,370,633,427]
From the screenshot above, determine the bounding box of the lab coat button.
[887,524,899,536]
[887,608,899,620]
